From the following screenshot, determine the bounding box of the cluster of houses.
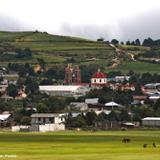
[0,96,158,132]
[0,69,26,99]
[0,67,160,132]
[39,69,135,98]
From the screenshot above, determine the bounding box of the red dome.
[92,71,107,78]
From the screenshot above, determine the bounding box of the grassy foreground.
[0,130,160,160]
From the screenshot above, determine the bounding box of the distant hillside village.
[0,62,160,132]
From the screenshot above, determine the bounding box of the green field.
[108,61,160,74]
[0,130,160,160]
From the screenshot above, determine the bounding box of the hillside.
[0,31,115,68]
[113,44,160,74]
[0,31,159,74]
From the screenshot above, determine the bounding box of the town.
[1,0,160,159]
[0,62,160,132]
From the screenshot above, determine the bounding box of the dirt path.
[108,44,136,69]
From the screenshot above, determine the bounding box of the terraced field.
[0,31,159,73]
[0,31,115,67]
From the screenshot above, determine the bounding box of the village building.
[132,95,148,105]
[91,69,107,87]
[0,112,13,127]
[85,98,103,111]
[114,76,130,82]
[30,113,65,132]
[149,95,160,102]
[104,101,121,110]
[141,83,160,95]
[68,102,88,111]
[142,117,160,127]
[39,85,90,98]
[64,64,81,84]
[85,98,99,105]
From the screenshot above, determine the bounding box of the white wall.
[12,125,30,132]
[142,120,160,127]
[39,124,65,132]
[91,78,107,84]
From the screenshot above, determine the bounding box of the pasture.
[109,61,160,74]
[0,130,160,160]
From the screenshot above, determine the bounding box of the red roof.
[92,71,107,78]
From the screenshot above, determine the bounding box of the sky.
[0,0,160,41]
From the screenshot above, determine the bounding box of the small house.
[30,113,65,132]
[142,117,160,127]
[0,112,12,127]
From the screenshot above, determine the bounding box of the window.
[49,117,54,123]
[99,79,102,83]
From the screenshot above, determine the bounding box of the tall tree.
[135,39,141,46]
[7,84,18,98]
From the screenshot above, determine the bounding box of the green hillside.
[0,31,159,74]
[108,61,160,74]
[0,31,115,68]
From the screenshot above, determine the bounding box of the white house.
[0,112,12,126]
[142,117,160,127]
[105,101,121,109]
[142,83,160,95]
[85,98,99,105]
[39,85,90,98]
[91,69,107,87]
[114,76,130,82]
[30,113,65,132]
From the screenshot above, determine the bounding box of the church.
[91,69,108,87]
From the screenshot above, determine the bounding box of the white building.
[30,113,65,132]
[142,117,160,127]
[85,98,99,105]
[142,83,160,95]
[91,69,107,87]
[114,76,130,82]
[39,85,90,98]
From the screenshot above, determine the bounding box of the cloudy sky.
[0,0,160,41]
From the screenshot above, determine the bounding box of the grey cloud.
[1,8,160,42]
[0,13,32,31]
[59,8,160,42]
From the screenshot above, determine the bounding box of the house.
[132,95,148,105]
[142,117,160,127]
[114,76,130,82]
[121,122,135,128]
[109,83,135,91]
[0,112,12,126]
[149,95,160,102]
[85,98,103,111]
[68,102,88,111]
[30,113,65,132]
[141,83,160,95]
[91,69,107,87]
[85,98,99,105]
[39,85,90,98]
[104,101,121,109]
